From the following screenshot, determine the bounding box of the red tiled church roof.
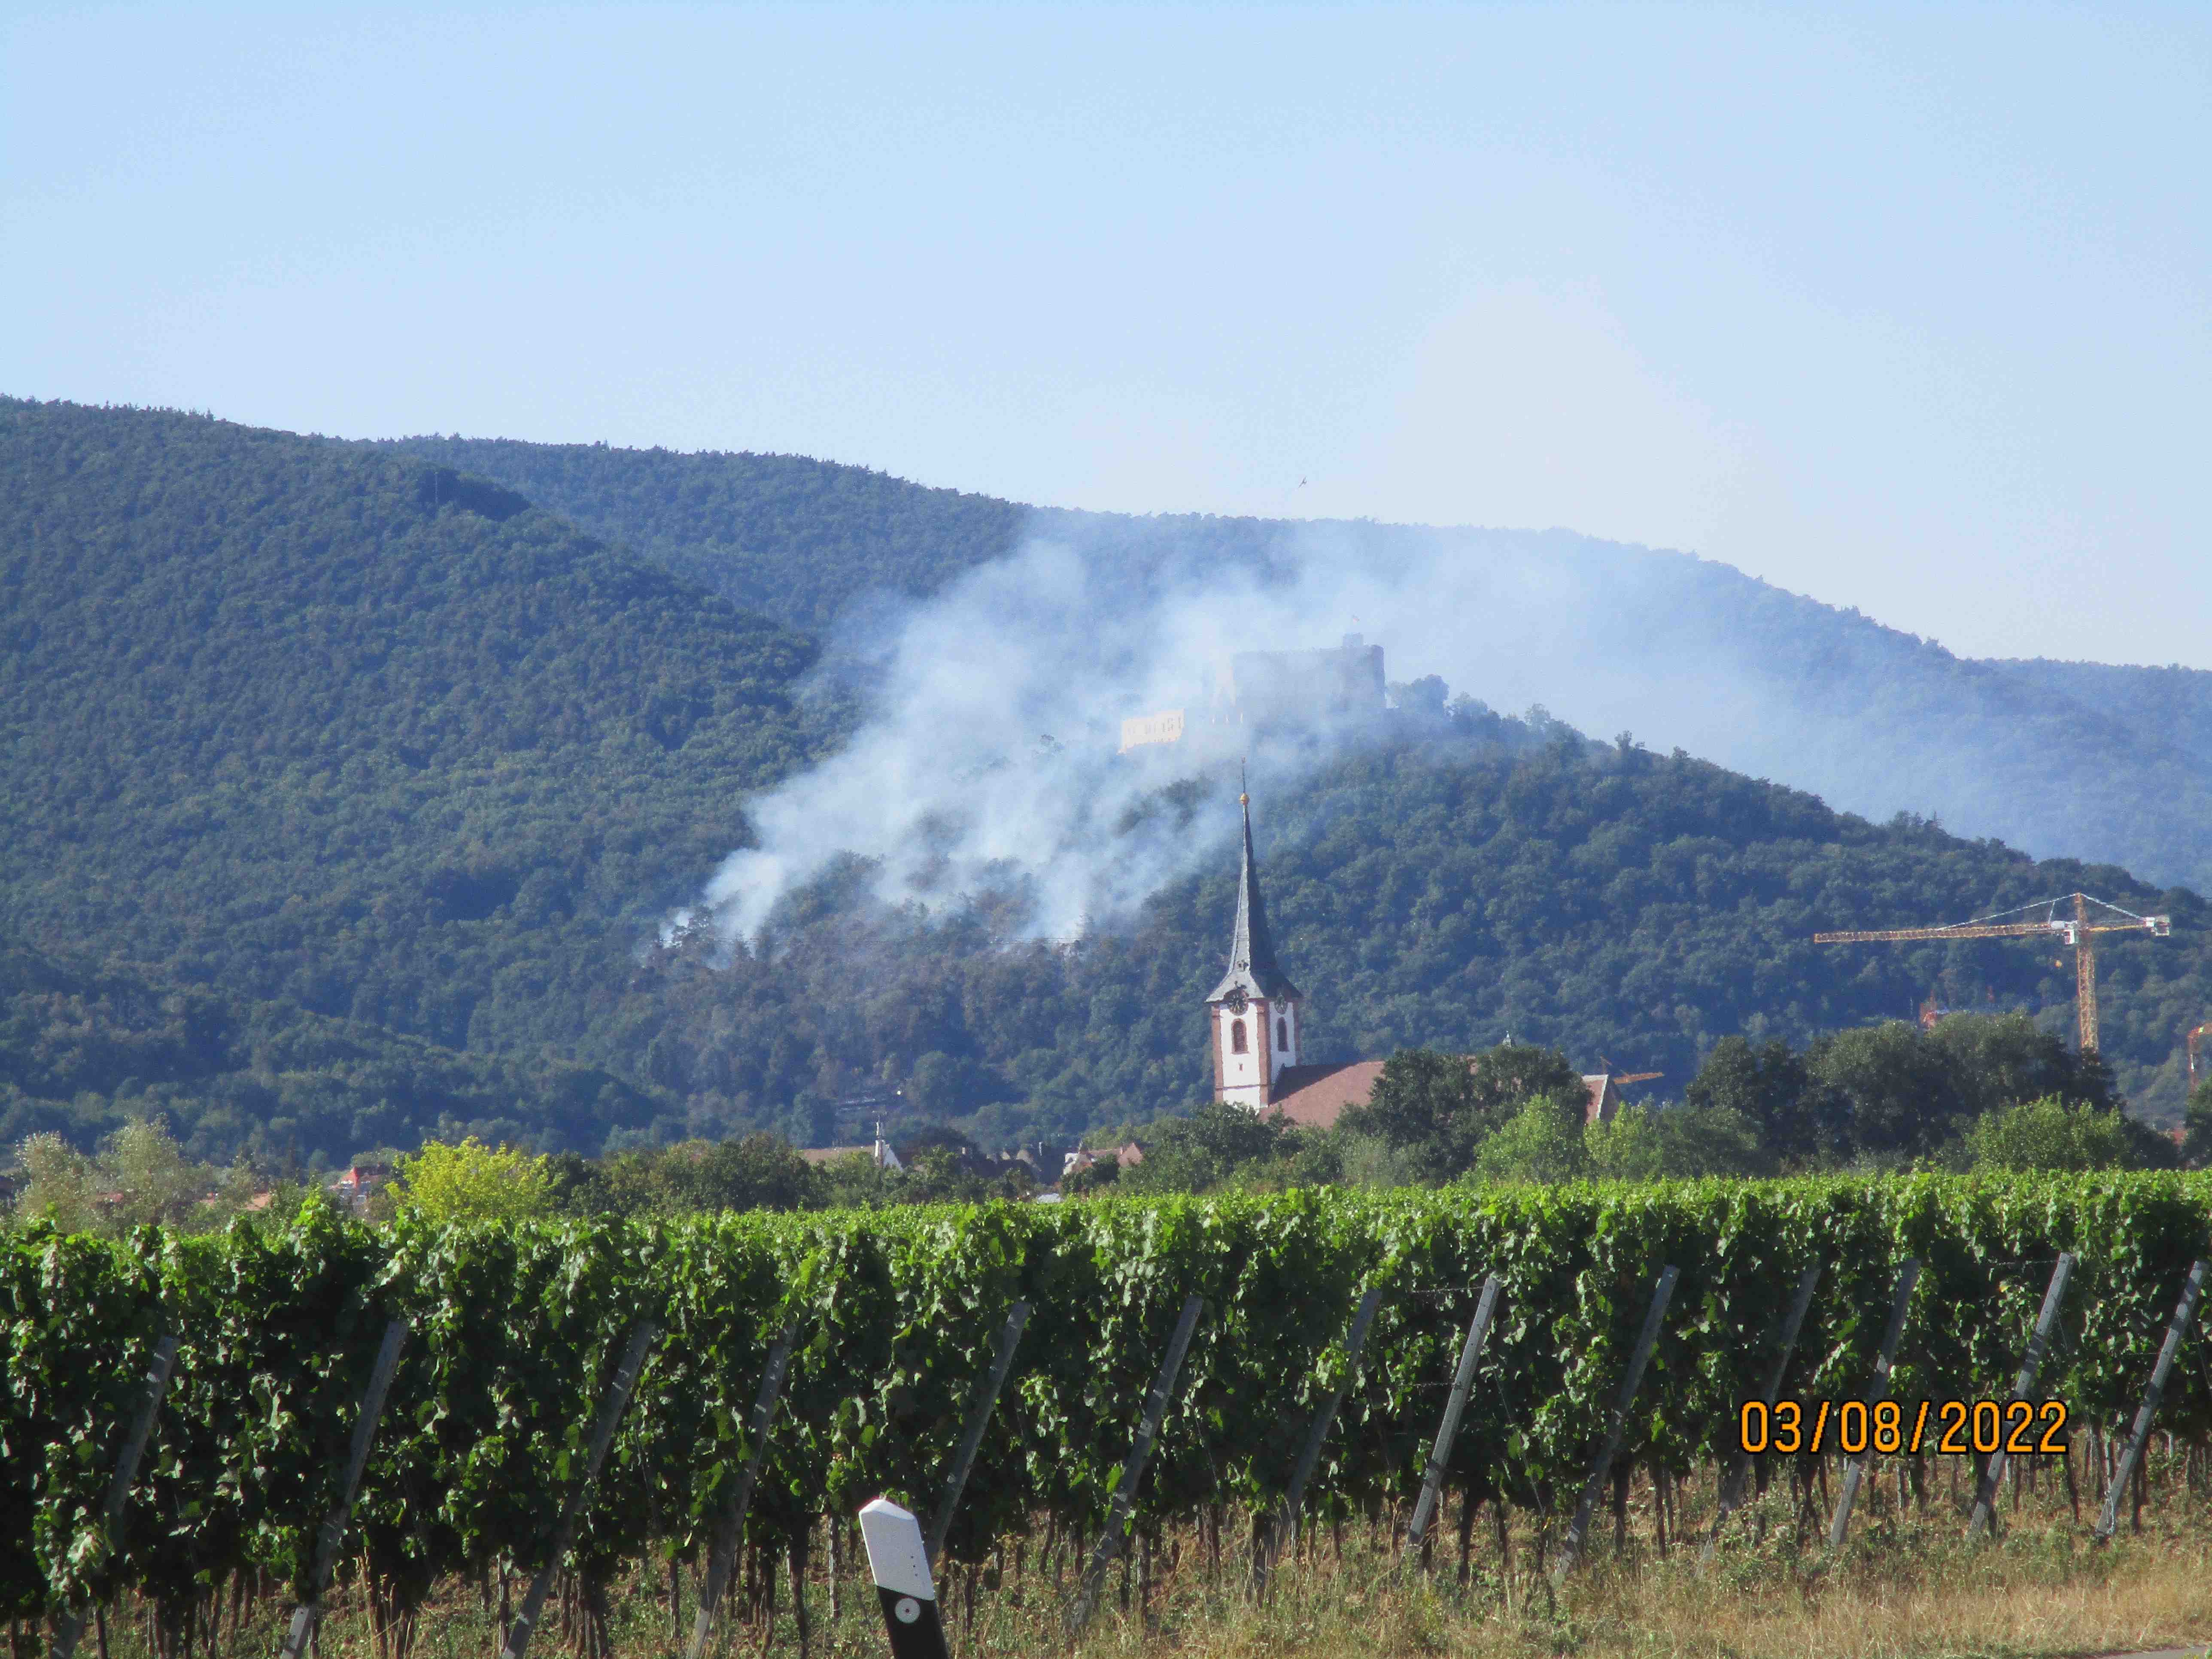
[1264,1060,1386,1130]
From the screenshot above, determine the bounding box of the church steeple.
[1206,790,1301,1004]
[1206,787,1304,1110]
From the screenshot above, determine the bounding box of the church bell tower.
[1206,789,1303,1111]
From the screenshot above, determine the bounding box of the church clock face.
[1223,988,1249,1015]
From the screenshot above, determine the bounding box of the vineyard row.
[6,1175,2212,1644]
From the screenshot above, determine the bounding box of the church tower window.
[1231,1019,1249,1054]
[1276,1017,1288,1051]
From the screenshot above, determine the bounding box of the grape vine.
[3,1174,2207,1629]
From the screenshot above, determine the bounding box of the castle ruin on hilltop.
[1119,634,1386,754]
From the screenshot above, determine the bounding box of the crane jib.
[1811,917,2169,943]
[1808,897,2171,1056]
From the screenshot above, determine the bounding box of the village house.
[325,1161,392,1215]
[1061,1141,1146,1180]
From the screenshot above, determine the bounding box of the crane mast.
[1813,892,2169,1056]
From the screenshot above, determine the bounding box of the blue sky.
[6,3,2207,665]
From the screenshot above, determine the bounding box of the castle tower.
[1206,790,1303,1110]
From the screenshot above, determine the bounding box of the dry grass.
[64,1459,2212,1659]
[1047,1480,2212,1659]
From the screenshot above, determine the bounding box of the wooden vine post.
[1826,1257,1922,1551]
[49,1335,180,1659]
[280,1318,410,1659]
[1063,1294,1205,1640]
[498,1322,659,1659]
[925,1300,1032,1568]
[1257,1284,1385,1590]
[687,1323,799,1659]
[1553,1265,1678,1584]
[1967,1253,2074,1539]
[2095,1258,2207,1543]
[1401,1276,1502,1557]
[1703,1264,1820,1565]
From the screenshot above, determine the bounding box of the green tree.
[1059,1155,1121,1197]
[894,1145,1000,1205]
[1337,1049,1473,1182]
[905,1053,1005,1121]
[1963,1096,2140,1173]
[630,1135,824,1214]
[815,1152,895,1210]
[1342,1044,1584,1182]
[810,1127,1031,1209]
[8,1119,244,1234]
[1466,1045,1589,1131]
[1468,1093,1589,1184]
[541,1150,611,1215]
[10,1132,101,1231]
[100,1119,217,1226]
[1585,1104,1769,1180]
[1808,1022,1967,1158]
[1929,1012,2111,1116]
[2186,1079,2212,1169]
[1686,1036,1832,1161]
[390,1137,555,1224]
[1119,1105,1296,1196]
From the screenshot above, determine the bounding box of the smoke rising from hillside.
[692,510,2212,949]
[690,515,1735,948]
[695,529,1322,945]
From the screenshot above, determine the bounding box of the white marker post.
[858,1498,948,1659]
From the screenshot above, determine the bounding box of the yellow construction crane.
[1814,892,2170,1055]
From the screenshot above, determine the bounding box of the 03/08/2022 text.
[1735,1398,2069,1458]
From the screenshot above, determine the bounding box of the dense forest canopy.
[1991,656,2212,779]
[396,431,2212,899]
[630,726,2207,1150]
[5,399,2210,1167]
[0,399,822,1159]
[386,434,1029,635]
[0,940,662,1161]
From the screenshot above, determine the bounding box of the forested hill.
[0,940,662,1160]
[633,724,2210,1147]
[395,433,2212,897]
[1987,657,2212,781]
[0,398,827,1161]
[6,399,2210,1167]
[386,434,1027,634]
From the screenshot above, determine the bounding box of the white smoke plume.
[688,509,2212,949]
[690,514,1722,948]
[697,529,1302,945]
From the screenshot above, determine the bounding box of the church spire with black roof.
[1206,787,1302,1006]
